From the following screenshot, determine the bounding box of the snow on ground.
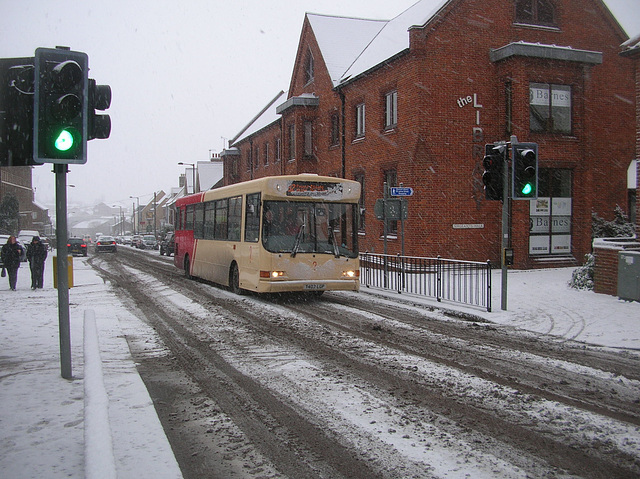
[0,253,638,478]
[0,254,182,479]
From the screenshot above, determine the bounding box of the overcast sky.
[2,0,639,209]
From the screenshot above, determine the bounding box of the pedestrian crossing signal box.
[53,255,74,289]
[503,248,514,266]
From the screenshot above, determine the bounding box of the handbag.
[1,267,6,277]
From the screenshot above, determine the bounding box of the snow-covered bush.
[591,205,635,239]
[570,207,634,291]
[569,253,594,290]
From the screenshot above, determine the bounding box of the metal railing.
[360,252,492,312]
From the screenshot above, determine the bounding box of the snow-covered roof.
[197,161,224,191]
[340,0,447,84]
[621,33,640,56]
[307,13,387,87]
[231,90,287,145]
[165,186,185,207]
[32,200,48,212]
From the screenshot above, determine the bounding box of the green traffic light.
[521,183,533,196]
[54,129,75,152]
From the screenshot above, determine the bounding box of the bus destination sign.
[287,181,343,198]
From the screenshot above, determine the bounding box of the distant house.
[222,0,635,269]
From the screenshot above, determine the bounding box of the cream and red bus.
[174,174,360,295]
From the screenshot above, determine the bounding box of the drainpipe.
[339,88,346,178]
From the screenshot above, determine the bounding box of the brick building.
[221,0,635,268]
[0,166,41,234]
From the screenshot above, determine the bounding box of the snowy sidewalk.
[365,266,640,350]
[0,255,182,479]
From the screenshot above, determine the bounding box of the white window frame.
[356,103,365,138]
[384,90,397,129]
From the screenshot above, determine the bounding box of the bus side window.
[186,205,195,231]
[245,193,260,242]
[228,196,242,241]
[194,203,205,239]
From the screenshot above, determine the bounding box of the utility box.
[53,255,74,289]
[618,251,640,302]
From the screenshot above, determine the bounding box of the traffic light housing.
[88,78,111,140]
[482,143,505,201]
[512,142,538,199]
[33,47,89,164]
[0,58,36,167]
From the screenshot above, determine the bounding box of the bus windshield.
[262,201,358,258]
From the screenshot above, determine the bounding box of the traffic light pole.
[501,141,510,311]
[55,164,72,379]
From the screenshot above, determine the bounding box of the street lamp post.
[129,196,140,235]
[178,162,196,194]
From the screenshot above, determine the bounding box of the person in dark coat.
[1,236,24,291]
[26,236,48,289]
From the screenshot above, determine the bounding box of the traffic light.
[88,79,111,140]
[512,142,538,199]
[482,143,505,201]
[0,58,35,167]
[33,47,89,164]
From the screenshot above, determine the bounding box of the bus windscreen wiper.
[290,224,305,257]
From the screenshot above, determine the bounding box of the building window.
[530,83,571,134]
[384,90,397,129]
[304,121,313,157]
[231,157,239,178]
[515,0,556,26]
[330,113,339,147]
[355,103,365,138]
[288,124,295,160]
[355,173,365,232]
[384,169,397,235]
[304,48,314,85]
[254,145,259,169]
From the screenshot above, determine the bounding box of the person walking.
[26,236,48,289]
[1,236,24,291]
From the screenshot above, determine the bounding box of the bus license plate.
[304,284,326,290]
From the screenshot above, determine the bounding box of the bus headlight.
[261,270,285,279]
[342,270,358,278]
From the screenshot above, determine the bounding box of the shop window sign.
[529,197,572,255]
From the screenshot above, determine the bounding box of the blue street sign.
[390,186,414,197]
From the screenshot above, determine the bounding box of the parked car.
[159,232,175,256]
[132,235,143,248]
[95,235,117,253]
[67,237,88,256]
[140,234,158,250]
